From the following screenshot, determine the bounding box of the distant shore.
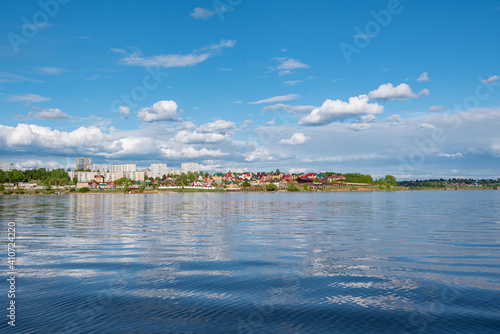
[2,185,499,196]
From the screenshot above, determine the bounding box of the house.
[224,172,235,181]
[325,175,346,183]
[94,175,105,183]
[105,182,117,189]
[271,172,283,180]
[213,172,224,181]
[76,182,90,189]
[226,181,239,189]
[89,181,100,189]
[282,174,294,182]
[241,172,252,180]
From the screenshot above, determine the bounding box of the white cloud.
[481,75,500,85]
[161,147,228,159]
[278,133,310,145]
[386,114,404,125]
[244,149,276,162]
[28,108,71,120]
[16,159,61,170]
[248,94,299,105]
[283,76,313,86]
[437,152,463,159]
[270,57,310,75]
[428,106,446,113]
[299,95,384,126]
[197,120,235,133]
[350,114,376,131]
[119,106,130,119]
[119,40,236,68]
[174,130,226,144]
[417,72,430,82]
[6,94,50,103]
[137,100,179,122]
[189,7,217,19]
[266,121,275,126]
[262,103,315,114]
[303,153,387,163]
[368,83,429,101]
[240,120,253,130]
[417,123,437,130]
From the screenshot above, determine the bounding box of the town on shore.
[0,157,498,195]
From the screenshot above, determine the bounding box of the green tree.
[266,183,277,191]
[79,187,90,193]
[288,184,300,192]
[303,183,309,191]
[242,180,251,188]
[384,175,397,186]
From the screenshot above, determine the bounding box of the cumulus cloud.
[368,83,429,101]
[417,72,430,82]
[270,57,310,76]
[174,131,226,144]
[350,114,376,131]
[6,94,50,103]
[161,147,228,159]
[262,103,315,114]
[278,133,310,145]
[16,159,61,170]
[197,120,235,133]
[244,149,276,162]
[481,75,500,85]
[386,114,404,125]
[428,106,446,113]
[28,108,71,120]
[117,40,235,68]
[248,94,299,105]
[137,100,179,122]
[119,106,130,119]
[299,95,384,126]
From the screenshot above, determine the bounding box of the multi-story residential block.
[181,162,200,173]
[149,163,169,179]
[0,162,14,172]
[76,157,92,171]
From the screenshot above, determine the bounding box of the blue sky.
[0,0,499,179]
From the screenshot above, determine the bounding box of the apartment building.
[0,162,14,172]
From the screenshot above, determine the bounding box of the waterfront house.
[94,175,105,183]
[213,172,224,181]
[226,181,239,189]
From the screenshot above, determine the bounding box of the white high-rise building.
[181,163,200,173]
[149,163,169,179]
[0,162,14,172]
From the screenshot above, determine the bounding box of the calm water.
[1,191,500,333]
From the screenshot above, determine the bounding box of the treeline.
[398,178,500,189]
[0,168,71,185]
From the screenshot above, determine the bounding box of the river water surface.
[1,191,499,333]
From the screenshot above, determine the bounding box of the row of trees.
[0,168,71,185]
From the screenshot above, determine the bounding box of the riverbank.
[0,185,410,195]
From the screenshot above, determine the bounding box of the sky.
[0,0,499,179]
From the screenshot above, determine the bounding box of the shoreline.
[2,186,499,196]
